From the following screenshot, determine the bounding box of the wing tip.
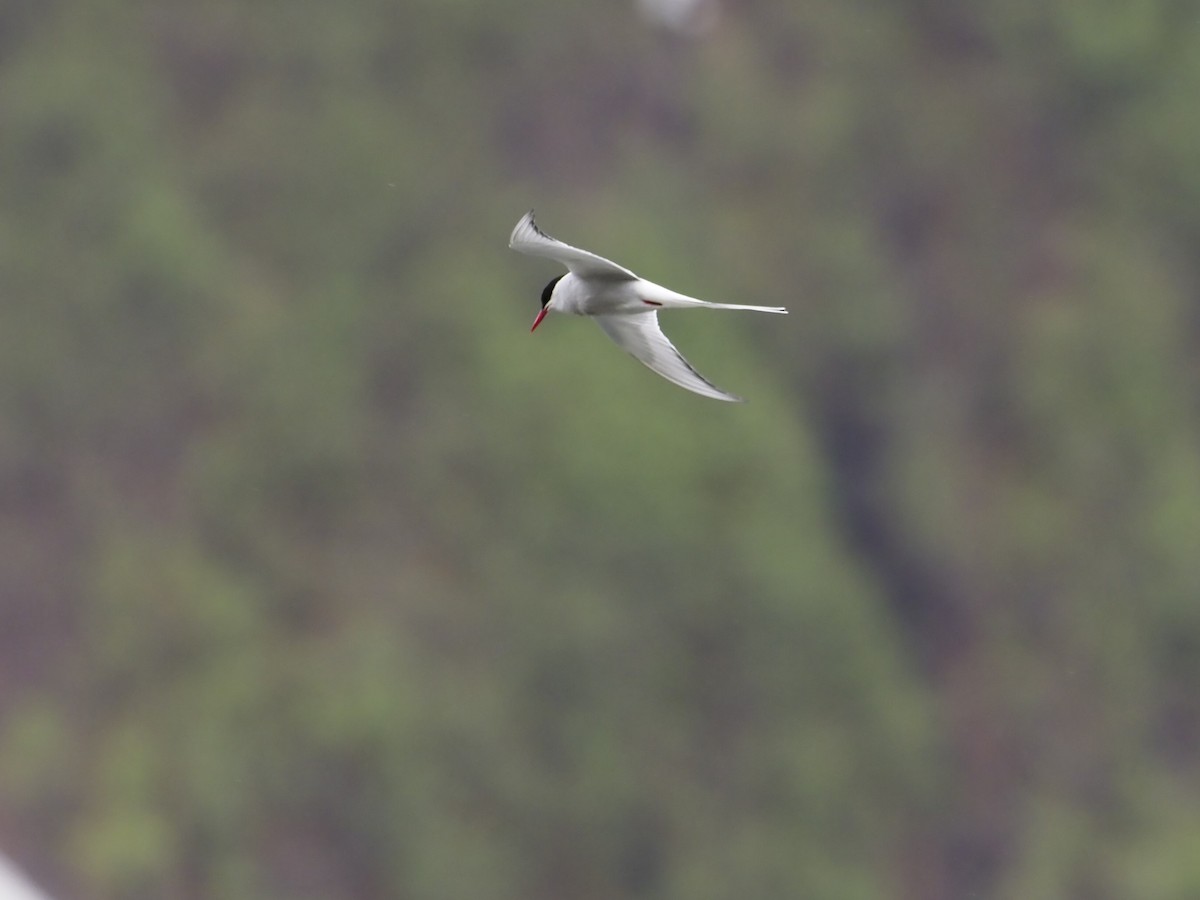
[692,387,744,402]
[510,208,556,250]
[711,386,745,402]
[670,346,745,403]
[509,209,536,248]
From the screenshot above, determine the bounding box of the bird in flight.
[509,211,787,402]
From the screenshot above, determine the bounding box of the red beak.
[530,307,549,332]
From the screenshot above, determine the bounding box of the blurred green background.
[2,1,1200,897]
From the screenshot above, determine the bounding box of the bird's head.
[530,274,563,332]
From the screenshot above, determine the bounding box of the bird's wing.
[509,211,637,281]
[594,313,743,402]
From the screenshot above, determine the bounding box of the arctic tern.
[509,211,787,402]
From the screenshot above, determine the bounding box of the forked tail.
[707,302,788,314]
[639,283,788,314]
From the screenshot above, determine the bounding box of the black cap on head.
[540,274,563,308]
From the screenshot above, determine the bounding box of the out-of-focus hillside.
[2,2,1199,898]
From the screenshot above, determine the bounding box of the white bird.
[509,211,787,402]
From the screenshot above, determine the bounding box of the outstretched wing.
[509,210,637,281]
[594,312,743,402]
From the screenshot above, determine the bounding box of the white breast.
[552,274,644,316]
